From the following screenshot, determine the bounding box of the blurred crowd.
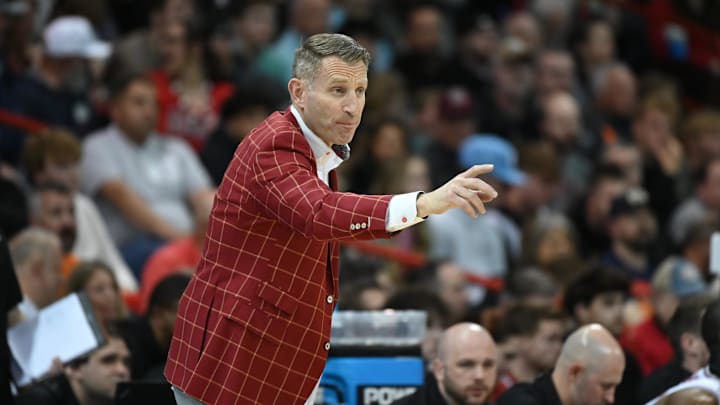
[1,0,720,404]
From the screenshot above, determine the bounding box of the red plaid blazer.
[165,109,393,404]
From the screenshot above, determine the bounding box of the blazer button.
[326,295,334,304]
[324,342,331,351]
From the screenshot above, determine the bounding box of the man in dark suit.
[496,324,625,405]
[392,322,498,405]
[165,33,498,405]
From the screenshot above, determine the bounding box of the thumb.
[462,164,494,178]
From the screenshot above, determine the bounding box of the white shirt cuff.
[386,192,425,232]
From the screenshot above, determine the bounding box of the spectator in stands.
[393,2,451,89]
[19,16,109,137]
[24,128,136,291]
[506,267,561,308]
[590,63,637,141]
[563,266,643,405]
[600,142,643,187]
[150,17,235,151]
[670,159,720,247]
[446,14,498,98]
[118,273,190,381]
[15,325,131,405]
[570,164,628,257]
[29,181,81,278]
[200,85,278,186]
[391,322,498,405]
[424,86,476,189]
[139,190,212,314]
[521,212,580,285]
[67,260,127,323]
[573,17,617,95]
[427,135,515,305]
[208,0,278,82]
[492,304,566,398]
[632,93,684,229]
[9,227,63,319]
[600,187,659,281]
[347,117,411,194]
[407,260,471,324]
[536,91,593,210]
[503,11,542,55]
[496,323,625,405]
[638,300,711,403]
[254,0,331,85]
[682,110,720,176]
[534,49,577,100]
[623,256,711,376]
[80,70,214,277]
[113,0,193,73]
[646,298,720,404]
[476,36,535,141]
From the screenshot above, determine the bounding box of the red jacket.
[165,109,392,404]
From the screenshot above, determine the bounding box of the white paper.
[7,293,104,386]
[711,232,720,275]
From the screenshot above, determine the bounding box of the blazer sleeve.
[251,142,392,242]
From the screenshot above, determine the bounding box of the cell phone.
[711,232,720,275]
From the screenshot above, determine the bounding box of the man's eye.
[356,88,366,95]
[333,88,346,95]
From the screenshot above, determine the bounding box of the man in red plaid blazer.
[166,33,498,405]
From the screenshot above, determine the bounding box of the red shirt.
[150,71,234,151]
[140,237,201,315]
[620,317,674,376]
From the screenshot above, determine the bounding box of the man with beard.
[392,322,498,405]
[29,181,80,279]
[600,187,659,281]
[496,323,626,405]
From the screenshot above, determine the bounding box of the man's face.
[71,338,131,400]
[569,358,625,405]
[111,80,158,142]
[522,319,565,372]
[35,190,76,253]
[581,292,626,336]
[293,57,367,146]
[435,335,498,404]
[437,263,469,320]
[611,208,658,253]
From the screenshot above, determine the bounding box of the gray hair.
[9,227,60,271]
[292,33,370,82]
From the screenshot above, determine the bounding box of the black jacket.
[495,373,562,405]
[391,373,448,405]
[15,374,80,405]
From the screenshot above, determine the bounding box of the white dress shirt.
[290,106,424,233]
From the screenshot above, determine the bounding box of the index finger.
[461,164,494,178]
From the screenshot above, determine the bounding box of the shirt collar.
[290,105,345,172]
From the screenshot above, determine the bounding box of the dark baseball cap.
[438,86,475,121]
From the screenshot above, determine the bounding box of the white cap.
[43,16,111,59]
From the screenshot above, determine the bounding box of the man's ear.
[288,78,305,109]
[432,358,444,384]
[567,363,583,384]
